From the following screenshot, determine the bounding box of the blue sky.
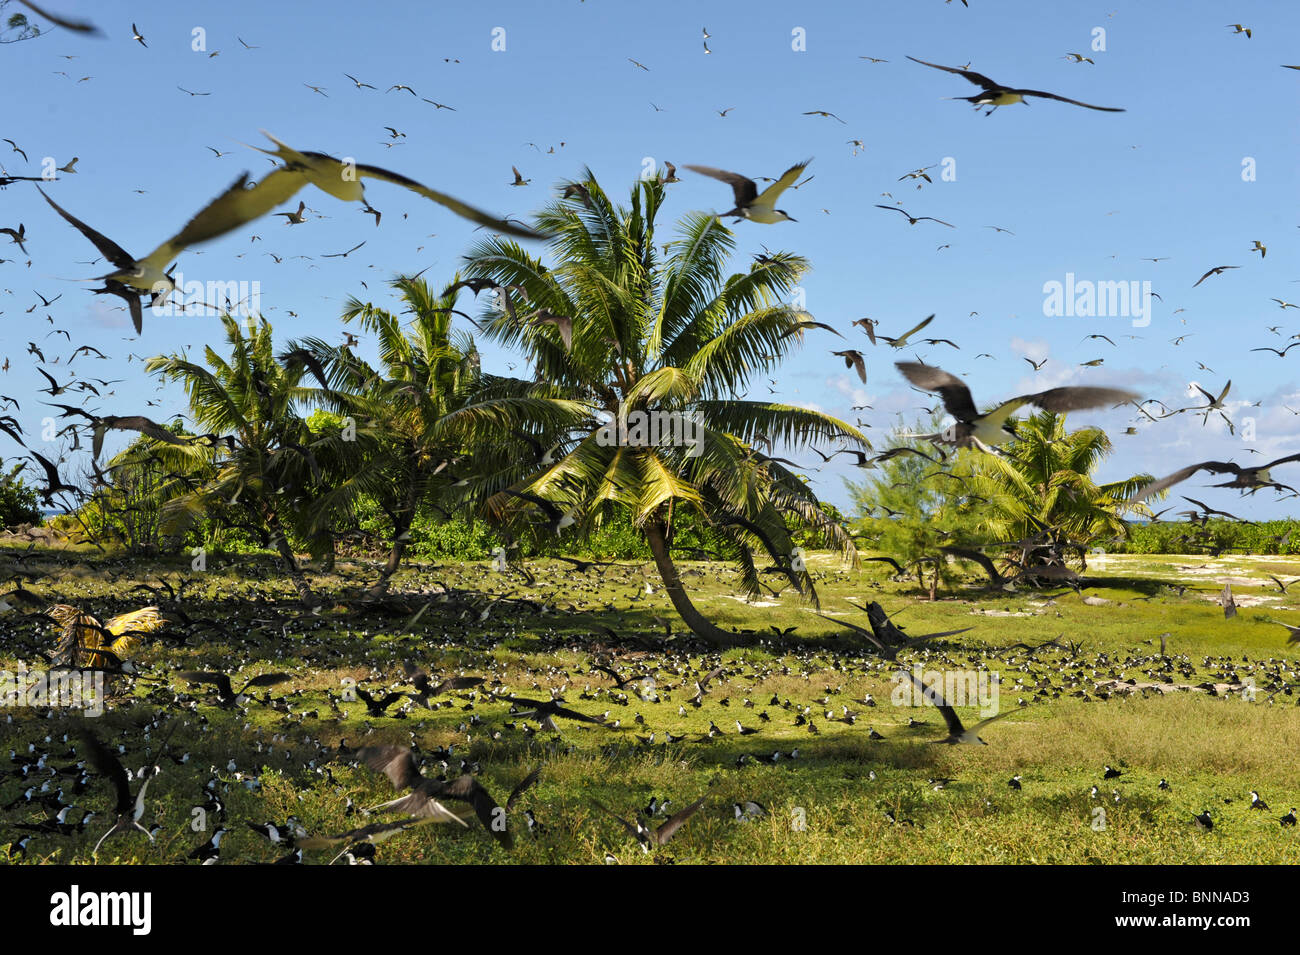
[3,0,1299,517]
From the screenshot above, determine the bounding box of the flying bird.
[1130,453,1300,503]
[242,130,546,240]
[802,110,847,124]
[906,55,1125,114]
[877,314,935,348]
[593,796,707,852]
[833,350,866,382]
[37,176,276,332]
[895,361,1136,450]
[683,159,812,223]
[1192,265,1239,288]
[81,727,174,856]
[353,746,534,849]
[174,669,292,706]
[900,670,1022,744]
[875,204,954,228]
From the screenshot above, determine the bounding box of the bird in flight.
[875,204,954,228]
[833,350,867,383]
[684,159,812,224]
[80,728,172,856]
[899,670,1023,745]
[803,110,847,124]
[241,130,547,240]
[274,201,308,225]
[593,796,707,852]
[131,22,147,46]
[1131,453,1300,503]
[906,55,1125,114]
[1192,265,1239,287]
[1251,341,1300,358]
[896,361,1136,450]
[37,176,272,332]
[876,314,934,348]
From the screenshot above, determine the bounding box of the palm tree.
[848,415,974,599]
[295,275,585,597]
[966,410,1154,568]
[459,171,868,645]
[145,314,332,606]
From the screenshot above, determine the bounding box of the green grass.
[2,547,1299,865]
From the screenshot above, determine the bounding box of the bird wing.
[938,546,1004,583]
[140,170,306,273]
[654,796,707,844]
[1015,89,1125,111]
[357,745,425,791]
[906,55,1000,90]
[755,159,813,205]
[298,817,439,849]
[901,670,965,738]
[894,360,978,422]
[354,162,545,239]
[174,670,234,697]
[887,314,935,346]
[434,774,512,848]
[78,731,132,816]
[1262,452,1300,471]
[36,187,135,270]
[682,165,759,209]
[15,0,101,33]
[371,791,474,825]
[506,767,543,810]
[427,675,485,696]
[968,706,1024,733]
[1131,461,1239,502]
[94,416,189,461]
[240,673,293,691]
[276,348,331,390]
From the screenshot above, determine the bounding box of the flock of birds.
[0,551,1297,864]
[1,7,1298,864]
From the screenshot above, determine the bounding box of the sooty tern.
[895,361,1136,450]
[907,56,1125,115]
[683,159,812,223]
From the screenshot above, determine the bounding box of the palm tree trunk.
[366,483,419,599]
[643,519,742,647]
[266,510,319,607]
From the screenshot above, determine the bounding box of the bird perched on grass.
[45,603,165,668]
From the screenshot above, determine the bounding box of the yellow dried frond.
[104,606,164,637]
[48,604,163,666]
